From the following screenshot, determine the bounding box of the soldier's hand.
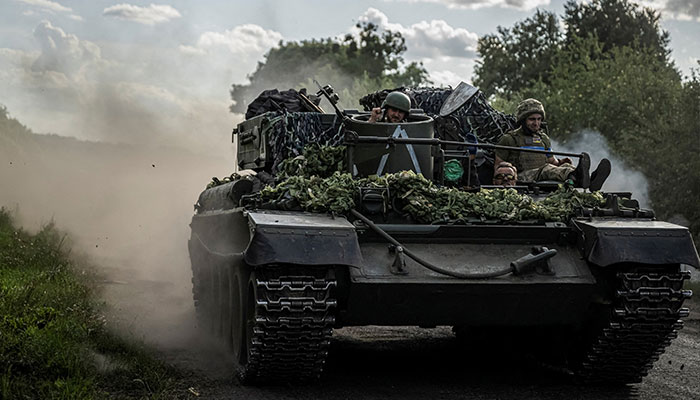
[369,107,382,123]
[559,157,572,165]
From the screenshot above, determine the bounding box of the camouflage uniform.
[495,99,575,183]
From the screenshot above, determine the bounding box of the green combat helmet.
[516,98,545,123]
[382,91,411,114]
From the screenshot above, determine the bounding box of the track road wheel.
[234,266,338,385]
[229,267,250,367]
[217,264,231,340]
[192,256,217,334]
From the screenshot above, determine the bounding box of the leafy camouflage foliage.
[261,172,357,214]
[261,146,605,223]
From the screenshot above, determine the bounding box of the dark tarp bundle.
[359,87,516,145]
[277,144,347,179]
[359,87,448,113]
[262,112,345,174]
[446,90,516,145]
[245,88,321,120]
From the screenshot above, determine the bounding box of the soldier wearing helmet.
[494,98,611,191]
[369,91,411,123]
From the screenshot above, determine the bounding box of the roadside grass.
[0,208,193,399]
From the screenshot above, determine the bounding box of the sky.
[1,0,698,154]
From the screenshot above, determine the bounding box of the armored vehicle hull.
[189,85,697,385]
[190,206,696,384]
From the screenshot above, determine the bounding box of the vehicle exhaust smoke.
[551,129,650,207]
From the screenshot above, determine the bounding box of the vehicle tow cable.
[350,209,557,279]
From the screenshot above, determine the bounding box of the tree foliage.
[474,0,673,98]
[527,36,682,149]
[1,105,32,137]
[473,10,562,98]
[230,22,429,113]
[564,0,670,61]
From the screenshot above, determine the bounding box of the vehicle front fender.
[244,210,363,268]
[573,219,699,268]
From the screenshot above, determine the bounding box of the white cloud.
[16,0,83,21]
[17,0,71,13]
[408,20,479,58]
[392,0,550,11]
[103,3,182,25]
[357,7,405,32]
[177,24,284,86]
[357,8,478,59]
[1,20,239,153]
[186,24,283,56]
[634,0,700,21]
[422,56,477,86]
[429,69,471,87]
[354,9,480,85]
[31,20,101,75]
[177,45,207,56]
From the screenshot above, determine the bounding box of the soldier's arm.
[542,135,570,165]
[368,107,382,123]
[548,156,572,166]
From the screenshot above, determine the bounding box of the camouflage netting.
[260,145,605,223]
[261,112,345,173]
[255,86,513,178]
[359,87,451,115]
[359,87,516,146]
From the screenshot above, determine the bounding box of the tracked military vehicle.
[188,83,697,385]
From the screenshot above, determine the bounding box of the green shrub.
[0,208,185,399]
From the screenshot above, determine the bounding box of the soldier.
[494,98,611,191]
[369,91,411,123]
[493,161,517,187]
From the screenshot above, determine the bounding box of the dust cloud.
[552,129,650,207]
[0,121,237,357]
